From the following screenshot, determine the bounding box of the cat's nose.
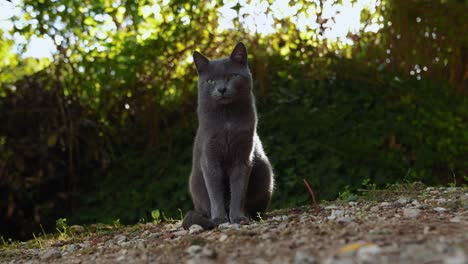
[217,87,227,94]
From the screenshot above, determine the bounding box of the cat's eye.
[206,79,214,84]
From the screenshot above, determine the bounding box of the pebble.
[186,259,217,264]
[433,207,448,213]
[136,240,146,250]
[337,217,355,223]
[81,241,90,248]
[328,209,344,220]
[114,235,127,245]
[186,245,217,259]
[174,230,189,236]
[141,230,151,237]
[218,223,232,229]
[449,217,461,223]
[219,234,228,242]
[230,223,241,229]
[186,245,203,255]
[370,206,379,212]
[174,221,183,228]
[200,246,217,259]
[357,244,382,262]
[402,208,421,218]
[294,250,316,264]
[396,197,410,204]
[189,224,204,234]
[66,244,78,253]
[444,248,466,264]
[271,215,289,221]
[40,249,61,260]
[252,258,269,264]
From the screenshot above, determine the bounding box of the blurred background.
[0,0,466,240]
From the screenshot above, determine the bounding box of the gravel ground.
[1,186,467,264]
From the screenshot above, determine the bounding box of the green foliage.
[151,210,161,225]
[112,219,122,228]
[338,186,358,202]
[55,218,69,240]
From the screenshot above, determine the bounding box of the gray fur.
[182,42,274,229]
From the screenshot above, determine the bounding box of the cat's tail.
[182,210,216,230]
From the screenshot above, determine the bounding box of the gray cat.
[182,42,274,230]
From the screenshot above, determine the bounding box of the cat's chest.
[208,121,248,145]
[224,121,234,131]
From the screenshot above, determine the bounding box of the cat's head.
[193,42,252,105]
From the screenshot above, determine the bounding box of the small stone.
[271,215,289,221]
[324,205,339,210]
[219,234,228,242]
[444,248,466,264]
[66,244,78,253]
[114,235,127,245]
[412,200,420,205]
[189,224,204,234]
[252,258,269,264]
[449,216,461,223]
[337,217,354,223]
[396,197,410,204]
[294,250,316,264]
[136,240,146,250]
[403,208,421,218]
[141,230,151,237]
[116,255,125,261]
[174,221,183,228]
[81,241,90,248]
[174,230,189,236]
[370,206,379,212]
[328,209,344,220]
[40,249,61,260]
[200,246,217,259]
[218,223,231,229]
[186,245,203,256]
[186,259,216,264]
[163,233,175,239]
[380,202,391,207]
[357,244,382,262]
[447,187,457,192]
[433,207,448,213]
[230,223,241,229]
[272,257,292,264]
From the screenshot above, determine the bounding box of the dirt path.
[2,186,467,264]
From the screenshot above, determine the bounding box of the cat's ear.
[193,51,209,73]
[230,42,248,65]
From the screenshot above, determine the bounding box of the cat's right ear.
[193,51,209,73]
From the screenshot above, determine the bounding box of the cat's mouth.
[217,95,235,103]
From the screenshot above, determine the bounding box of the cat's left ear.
[230,42,248,65]
[193,51,210,73]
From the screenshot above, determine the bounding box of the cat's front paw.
[231,215,251,225]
